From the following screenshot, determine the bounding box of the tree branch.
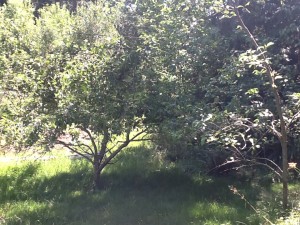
[76,142,94,155]
[100,128,148,170]
[287,111,300,128]
[56,140,93,163]
[80,127,97,155]
[208,158,282,179]
[232,2,289,207]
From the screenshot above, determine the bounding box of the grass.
[0,146,299,225]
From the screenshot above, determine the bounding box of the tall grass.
[0,146,299,225]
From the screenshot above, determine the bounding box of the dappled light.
[1,147,296,224]
[0,0,300,224]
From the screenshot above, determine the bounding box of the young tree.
[0,1,149,189]
[234,2,289,209]
[206,0,300,209]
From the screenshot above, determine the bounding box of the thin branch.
[76,143,94,155]
[287,111,300,128]
[56,140,93,163]
[106,142,119,153]
[247,160,282,179]
[129,128,149,142]
[230,145,246,159]
[255,157,283,174]
[267,125,282,139]
[80,127,97,155]
[100,128,149,170]
[234,2,289,208]
[239,133,247,150]
[208,158,282,179]
[229,186,275,225]
[234,3,286,130]
[126,138,153,142]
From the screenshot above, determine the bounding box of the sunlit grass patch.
[0,145,297,225]
[276,208,300,225]
[190,201,238,223]
[270,182,300,209]
[270,182,300,224]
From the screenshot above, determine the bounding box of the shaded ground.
[0,146,295,225]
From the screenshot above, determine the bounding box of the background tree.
[1,0,300,204]
[197,0,300,209]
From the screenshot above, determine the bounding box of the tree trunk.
[93,160,102,190]
[234,3,289,209]
[280,136,289,209]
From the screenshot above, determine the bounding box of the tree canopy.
[0,0,300,206]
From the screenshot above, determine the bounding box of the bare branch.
[208,158,282,179]
[267,122,282,139]
[56,140,93,163]
[287,111,300,128]
[255,157,283,174]
[126,138,153,142]
[80,127,97,155]
[100,128,149,170]
[129,128,149,141]
[230,145,246,159]
[76,142,94,155]
[234,0,289,208]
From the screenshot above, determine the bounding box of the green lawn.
[0,146,299,225]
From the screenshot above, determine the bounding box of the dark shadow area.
[0,147,270,225]
[0,0,6,7]
[0,161,92,204]
[0,163,40,202]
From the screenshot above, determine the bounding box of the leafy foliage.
[0,0,300,207]
[0,1,149,188]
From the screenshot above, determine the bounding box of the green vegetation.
[0,0,300,223]
[1,146,298,225]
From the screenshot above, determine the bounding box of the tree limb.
[80,127,97,155]
[100,128,148,170]
[56,140,93,163]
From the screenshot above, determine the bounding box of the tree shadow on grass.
[1,147,265,225]
[98,168,263,225]
[0,161,92,204]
